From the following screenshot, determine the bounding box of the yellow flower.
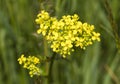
[36,10,100,57]
[18,54,26,64]
[33,57,40,64]
[92,32,100,41]
[18,54,41,77]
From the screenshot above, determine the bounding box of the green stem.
[48,52,56,84]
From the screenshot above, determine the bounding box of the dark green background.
[0,0,120,84]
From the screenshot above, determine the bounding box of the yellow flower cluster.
[18,54,41,77]
[36,10,100,57]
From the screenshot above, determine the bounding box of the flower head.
[36,10,100,57]
[18,54,41,77]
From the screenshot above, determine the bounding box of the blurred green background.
[0,0,120,84]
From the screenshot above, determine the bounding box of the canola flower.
[36,10,100,58]
[18,54,41,77]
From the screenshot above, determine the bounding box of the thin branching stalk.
[104,0,120,50]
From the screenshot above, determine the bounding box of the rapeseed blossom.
[18,54,41,77]
[36,10,100,57]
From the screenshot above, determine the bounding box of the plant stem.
[48,52,56,84]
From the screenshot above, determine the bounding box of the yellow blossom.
[35,10,100,57]
[18,54,26,64]
[18,54,41,77]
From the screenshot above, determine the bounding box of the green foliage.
[0,0,120,84]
